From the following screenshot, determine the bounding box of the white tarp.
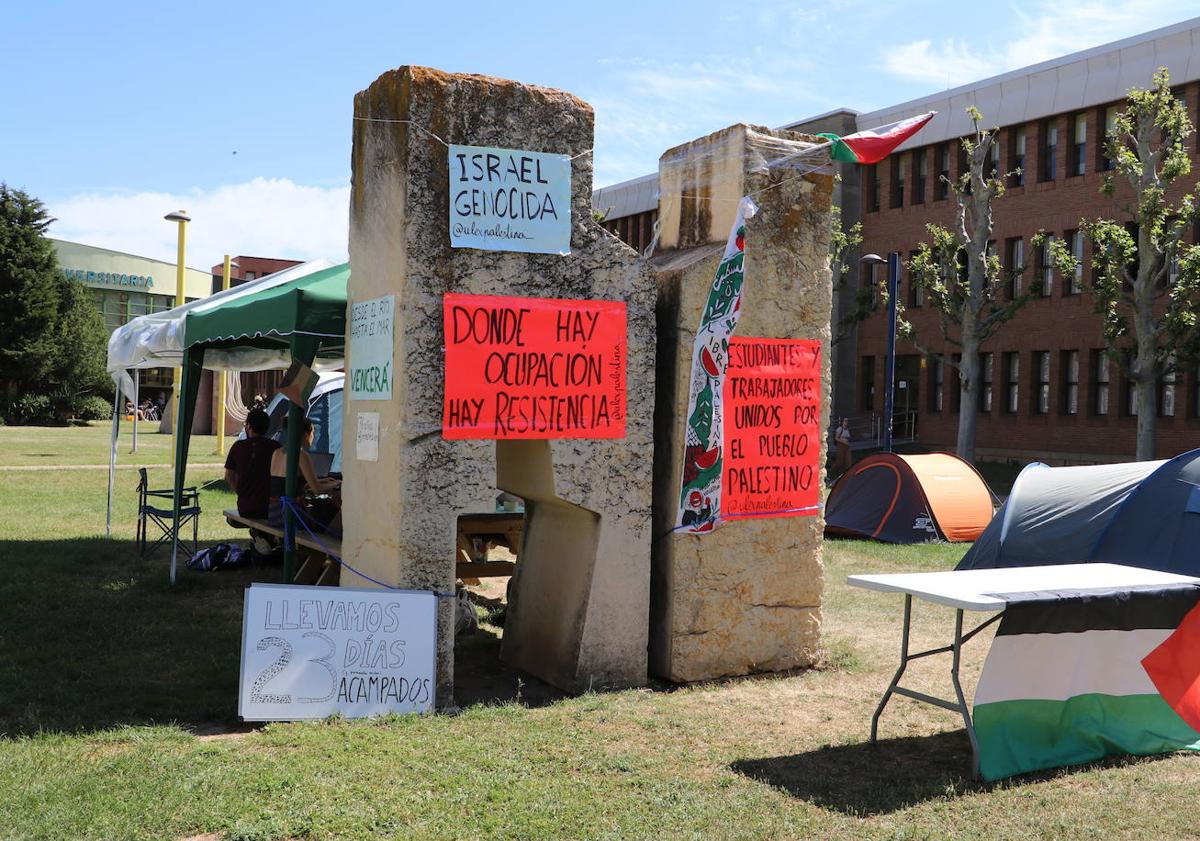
[105,258,335,395]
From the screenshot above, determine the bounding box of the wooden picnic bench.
[223,508,523,584]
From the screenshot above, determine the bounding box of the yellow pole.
[215,254,232,455]
[169,211,188,471]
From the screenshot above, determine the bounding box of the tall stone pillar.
[343,66,655,703]
[650,124,832,682]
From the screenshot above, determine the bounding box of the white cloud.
[588,55,816,186]
[48,177,349,269]
[882,1,1199,88]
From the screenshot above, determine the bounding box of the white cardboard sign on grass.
[239,583,436,720]
[348,294,394,401]
[448,144,571,255]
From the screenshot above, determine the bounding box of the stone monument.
[650,124,832,682]
[342,66,655,703]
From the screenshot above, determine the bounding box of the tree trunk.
[1134,319,1158,460]
[956,349,980,462]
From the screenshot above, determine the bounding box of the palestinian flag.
[817,112,936,165]
[974,585,1200,781]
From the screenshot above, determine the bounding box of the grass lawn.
[1,428,1196,840]
[0,422,225,468]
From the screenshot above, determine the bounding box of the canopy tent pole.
[106,380,123,538]
[282,334,320,584]
[169,347,205,584]
[131,369,139,453]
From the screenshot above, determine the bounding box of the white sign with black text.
[356,412,379,462]
[239,584,436,720]
[448,144,572,255]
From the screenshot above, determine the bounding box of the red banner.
[442,293,627,439]
[722,337,821,518]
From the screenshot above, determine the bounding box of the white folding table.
[848,563,1200,778]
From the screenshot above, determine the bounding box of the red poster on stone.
[722,337,822,518]
[442,293,627,439]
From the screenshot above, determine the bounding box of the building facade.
[595,16,1200,463]
[52,238,212,396]
[209,255,303,293]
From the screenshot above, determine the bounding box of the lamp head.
[164,210,191,223]
[860,253,885,265]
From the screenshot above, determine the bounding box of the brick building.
[595,16,1200,463]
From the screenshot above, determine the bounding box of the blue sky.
[2,1,1196,266]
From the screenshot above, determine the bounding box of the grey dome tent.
[956,449,1200,574]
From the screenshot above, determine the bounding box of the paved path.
[0,463,226,472]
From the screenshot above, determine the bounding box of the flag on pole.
[973,586,1200,781]
[676,196,757,533]
[817,112,936,165]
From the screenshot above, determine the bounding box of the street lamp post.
[214,256,239,455]
[164,211,190,471]
[862,252,900,453]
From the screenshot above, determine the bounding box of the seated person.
[267,417,341,533]
[224,408,280,518]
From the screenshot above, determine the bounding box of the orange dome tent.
[824,452,995,543]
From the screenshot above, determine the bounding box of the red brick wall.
[857,82,1200,462]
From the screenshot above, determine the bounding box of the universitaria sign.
[448,144,572,255]
[442,292,626,439]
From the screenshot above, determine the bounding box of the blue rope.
[280,496,456,598]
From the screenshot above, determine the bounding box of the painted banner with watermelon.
[974,585,1200,780]
[676,196,757,533]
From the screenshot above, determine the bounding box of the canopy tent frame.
[103,260,336,537]
[166,263,349,583]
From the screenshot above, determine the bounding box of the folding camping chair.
[136,467,201,558]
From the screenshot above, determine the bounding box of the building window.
[1092,351,1110,415]
[930,357,944,412]
[951,353,963,413]
[1194,364,1200,418]
[1006,237,1024,298]
[913,150,927,204]
[1062,350,1079,415]
[1101,105,1120,171]
[245,271,257,280]
[958,139,971,195]
[1161,363,1177,418]
[987,137,1000,180]
[979,352,994,412]
[862,356,875,411]
[909,250,924,307]
[1041,120,1058,182]
[1033,351,1051,414]
[1066,229,1084,295]
[867,165,880,212]
[936,143,950,200]
[1038,234,1055,296]
[1125,377,1139,417]
[1009,128,1026,187]
[891,156,905,208]
[1004,352,1020,413]
[1071,113,1087,176]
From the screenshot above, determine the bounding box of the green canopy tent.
[169,262,350,583]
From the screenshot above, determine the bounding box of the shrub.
[77,395,113,421]
[9,393,52,424]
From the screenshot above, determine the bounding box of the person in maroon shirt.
[224,408,281,518]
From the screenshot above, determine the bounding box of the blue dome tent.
[956,450,1200,574]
